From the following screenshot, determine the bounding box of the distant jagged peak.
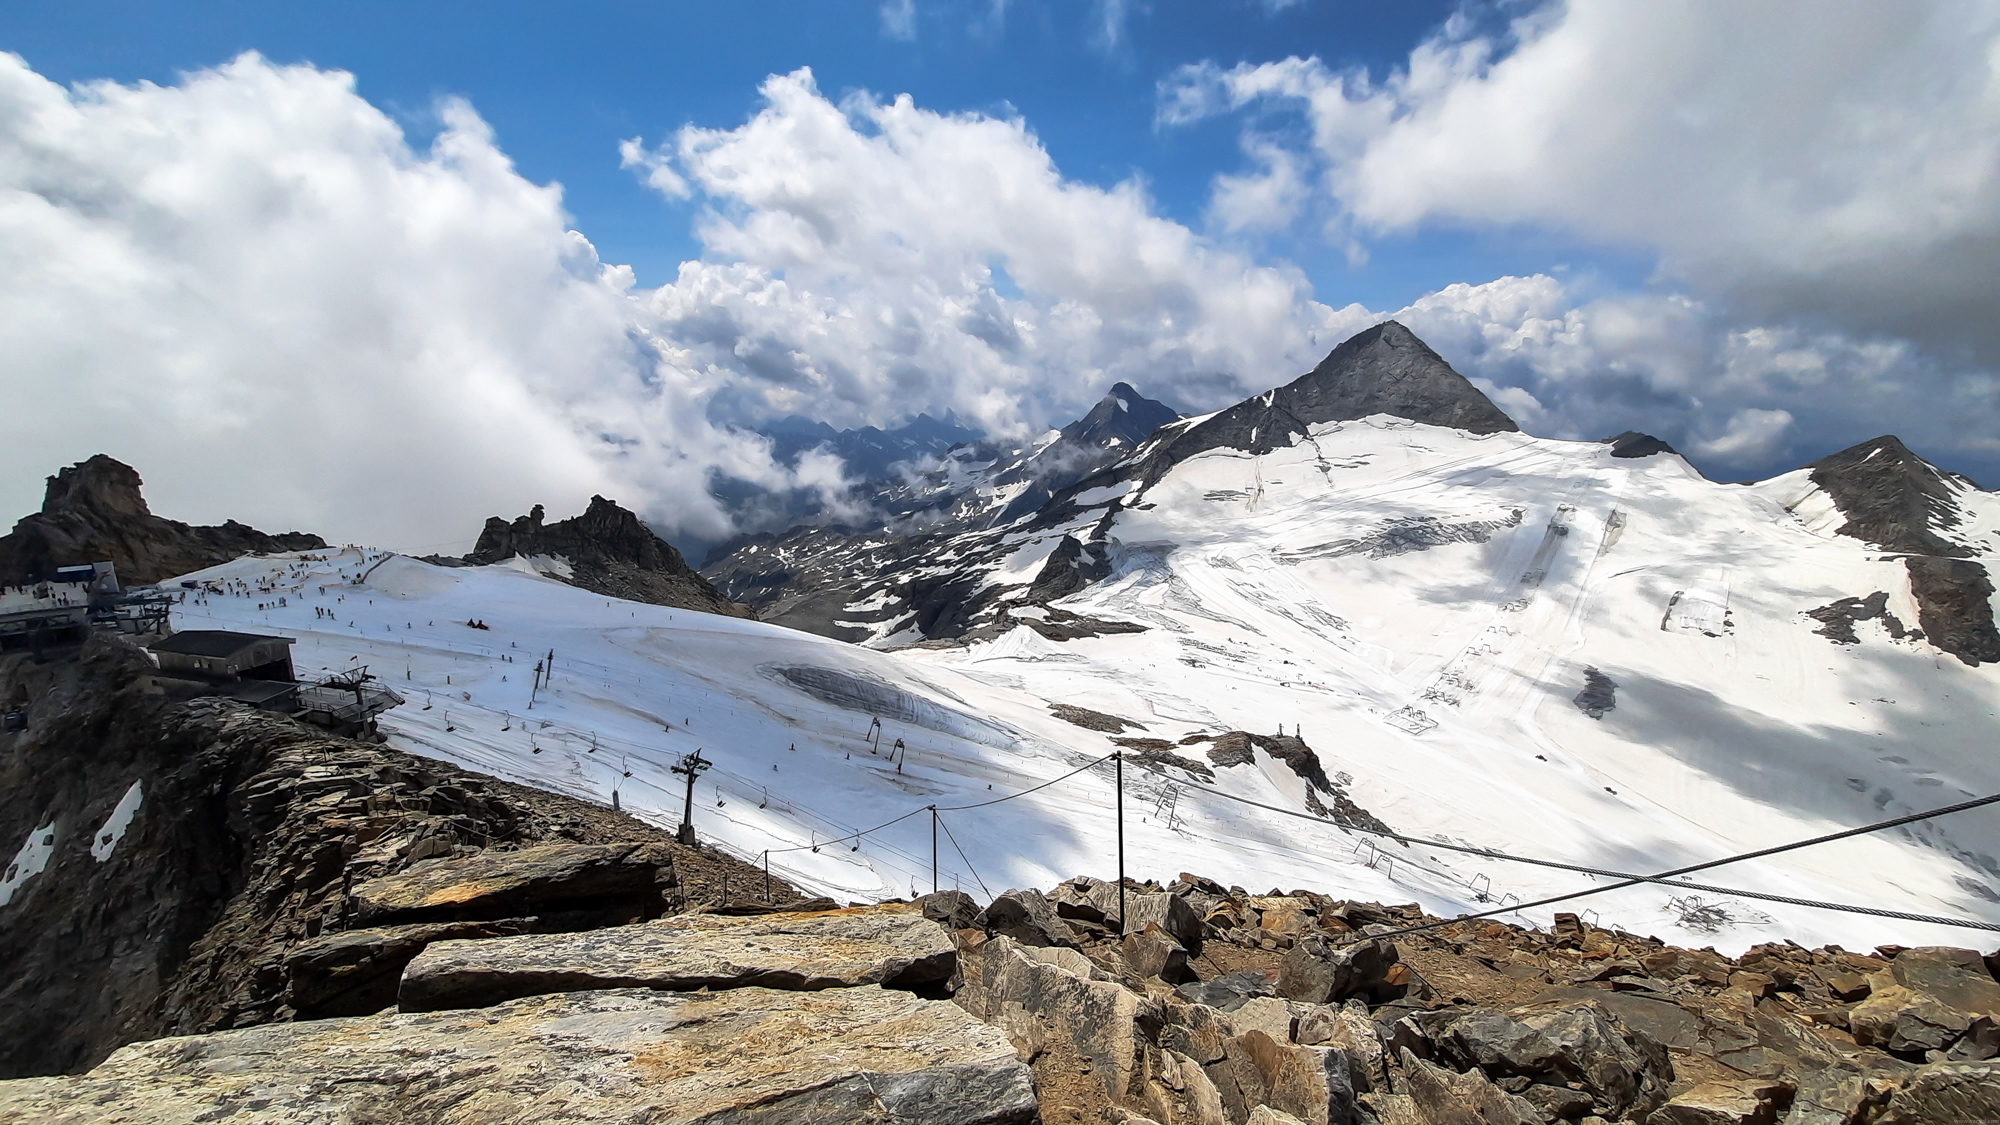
[1061,382,1180,451]
[1806,434,1983,558]
[464,495,751,618]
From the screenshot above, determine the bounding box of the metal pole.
[931,807,938,895]
[764,851,771,902]
[1116,752,1126,937]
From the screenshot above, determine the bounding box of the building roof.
[152,630,295,658]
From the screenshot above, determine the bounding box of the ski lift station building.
[150,630,297,682]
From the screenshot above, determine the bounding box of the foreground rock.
[399,906,956,1011]
[0,986,1037,1124]
[349,841,680,928]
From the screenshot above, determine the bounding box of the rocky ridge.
[8,854,1998,1123]
[450,496,753,618]
[1801,436,2000,666]
[703,383,1180,640]
[0,636,796,1078]
[0,455,325,586]
[700,321,1527,646]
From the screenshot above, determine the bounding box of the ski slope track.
[169,433,2000,957]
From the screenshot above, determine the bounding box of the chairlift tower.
[671,748,712,846]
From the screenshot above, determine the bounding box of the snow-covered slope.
[167,409,2000,954]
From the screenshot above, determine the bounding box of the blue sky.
[10,0,1568,308]
[4,2,1998,544]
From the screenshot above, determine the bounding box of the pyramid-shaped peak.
[1284,321,1519,435]
[1807,434,1976,557]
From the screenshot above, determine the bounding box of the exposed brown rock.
[0,455,325,585]
[460,497,752,617]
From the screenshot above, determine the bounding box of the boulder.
[1229,997,1306,1043]
[1128,893,1206,952]
[979,888,1082,949]
[1164,1000,1237,1065]
[0,986,1037,1124]
[1850,948,2000,1055]
[955,934,1155,1101]
[1250,897,1316,937]
[1277,937,1401,1005]
[1247,1107,1309,1125]
[1208,1030,1359,1125]
[1651,1080,1794,1125]
[1396,1047,1541,1125]
[1513,1001,1672,1120]
[398,906,954,1012]
[1875,1058,2000,1124]
[1179,968,1281,1013]
[285,918,537,1018]
[1435,1009,1561,1076]
[1296,1000,1385,1092]
[1851,983,1978,1054]
[1125,924,1197,984]
[916,889,982,931]
[348,841,677,927]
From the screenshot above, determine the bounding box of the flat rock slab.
[400,905,955,1012]
[350,841,676,926]
[0,986,1037,1125]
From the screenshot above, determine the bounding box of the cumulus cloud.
[0,52,801,548]
[1164,1,2000,359]
[622,67,1341,441]
[1384,275,2000,480]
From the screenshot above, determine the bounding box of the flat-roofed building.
[150,630,296,682]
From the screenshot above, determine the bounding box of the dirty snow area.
[89,781,143,863]
[1,822,57,908]
[169,420,2000,953]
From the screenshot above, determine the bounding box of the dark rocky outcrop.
[1808,436,1978,558]
[1802,436,2000,666]
[0,455,325,585]
[1573,666,1618,719]
[462,497,752,617]
[1602,431,1681,459]
[1025,534,1113,602]
[1906,557,2000,666]
[1805,590,1914,646]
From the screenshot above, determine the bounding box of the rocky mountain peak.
[1063,383,1180,452]
[1807,434,1979,558]
[0,456,325,586]
[1127,321,1516,489]
[1285,320,1519,436]
[40,455,153,522]
[464,497,752,618]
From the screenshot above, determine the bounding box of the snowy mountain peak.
[1807,434,1985,559]
[1060,383,1180,454]
[1129,321,1517,487]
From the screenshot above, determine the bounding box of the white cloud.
[1161,1,2000,369]
[1688,409,1796,463]
[0,52,801,548]
[1385,275,2000,478]
[623,68,1342,440]
[1207,138,1308,233]
[880,0,918,41]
